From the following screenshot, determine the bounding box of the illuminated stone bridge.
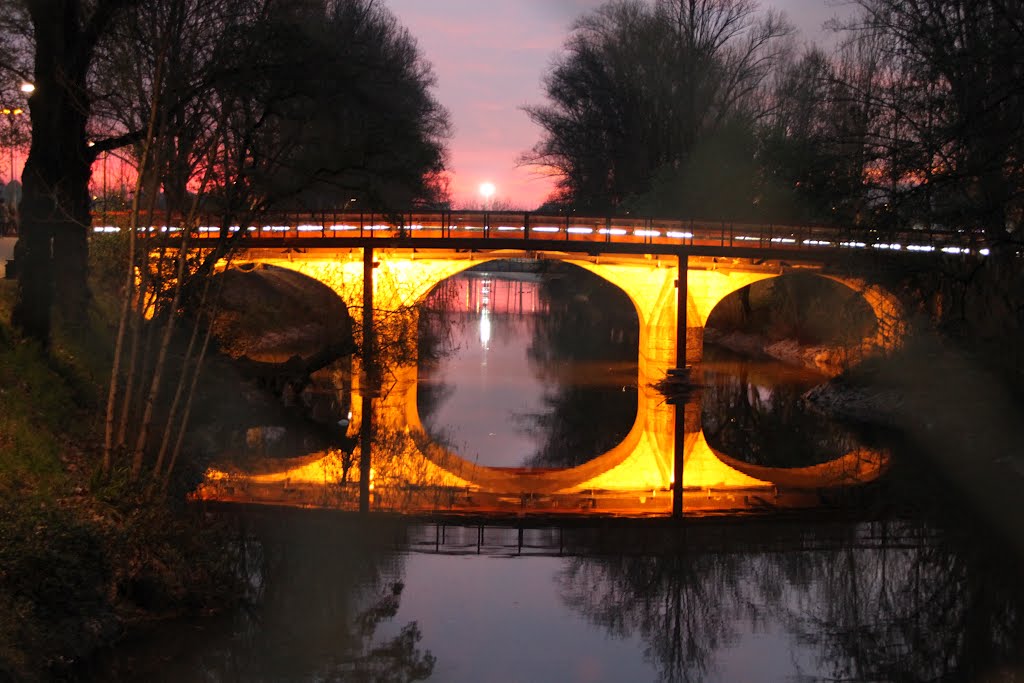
[232,246,905,372]
[198,241,895,515]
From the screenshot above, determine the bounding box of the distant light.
[479,181,496,200]
[479,309,491,349]
[980,248,991,256]
[20,83,34,93]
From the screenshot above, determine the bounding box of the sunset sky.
[386,0,850,210]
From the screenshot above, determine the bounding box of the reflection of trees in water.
[701,355,861,467]
[774,523,1024,682]
[144,514,434,681]
[558,543,750,682]
[557,520,1024,682]
[520,383,638,468]
[527,264,638,367]
[522,265,639,468]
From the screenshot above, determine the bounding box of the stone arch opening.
[211,263,352,363]
[207,263,356,459]
[703,271,903,371]
[415,258,641,473]
[698,271,903,471]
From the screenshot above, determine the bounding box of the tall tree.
[841,0,1024,242]
[523,0,790,213]
[3,0,450,349]
[8,0,138,346]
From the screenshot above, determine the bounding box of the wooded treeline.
[0,0,450,485]
[0,0,449,348]
[525,0,1024,250]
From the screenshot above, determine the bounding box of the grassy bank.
[0,279,243,680]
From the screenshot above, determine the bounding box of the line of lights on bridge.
[90,223,988,256]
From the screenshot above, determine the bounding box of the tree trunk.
[13,44,91,342]
[12,1,122,344]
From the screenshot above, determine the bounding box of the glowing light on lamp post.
[479,181,495,210]
[19,83,34,94]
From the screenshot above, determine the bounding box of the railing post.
[360,246,375,514]
[673,250,688,520]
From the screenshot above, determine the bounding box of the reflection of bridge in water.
[197,228,903,516]
[200,305,888,517]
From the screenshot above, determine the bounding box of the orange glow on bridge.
[197,246,893,516]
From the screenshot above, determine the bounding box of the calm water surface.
[93,269,1024,682]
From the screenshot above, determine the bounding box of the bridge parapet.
[100,209,988,260]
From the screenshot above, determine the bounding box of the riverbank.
[0,281,246,680]
[802,334,1024,560]
[704,328,849,376]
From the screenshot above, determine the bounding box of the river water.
[92,268,1024,682]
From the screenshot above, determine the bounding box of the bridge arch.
[700,270,906,363]
[237,249,684,374]
[230,249,905,370]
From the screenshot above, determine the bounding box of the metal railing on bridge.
[91,210,989,257]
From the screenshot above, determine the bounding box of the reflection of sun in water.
[479,278,492,352]
[479,308,491,351]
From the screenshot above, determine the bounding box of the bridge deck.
[95,210,986,261]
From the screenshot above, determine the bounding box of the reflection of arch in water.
[202,361,890,501]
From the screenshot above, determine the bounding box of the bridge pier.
[673,252,688,518]
[676,252,688,369]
